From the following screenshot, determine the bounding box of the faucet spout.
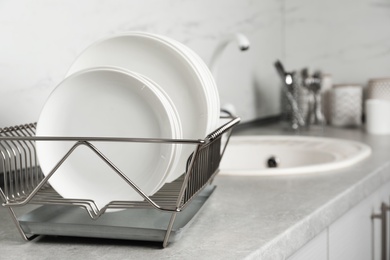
[235,33,250,51]
[209,33,250,80]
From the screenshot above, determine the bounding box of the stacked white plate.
[36,32,220,210]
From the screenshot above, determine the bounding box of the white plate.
[36,67,179,210]
[145,33,221,182]
[169,39,220,126]
[147,33,220,131]
[131,71,183,190]
[67,32,215,182]
[127,32,221,181]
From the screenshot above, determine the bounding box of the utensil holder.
[0,115,240,248]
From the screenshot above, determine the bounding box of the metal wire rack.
[0,116,240,247]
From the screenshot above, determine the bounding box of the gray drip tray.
[18,185,216,244]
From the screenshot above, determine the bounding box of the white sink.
[219,135,371,176]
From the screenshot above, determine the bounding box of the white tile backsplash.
[0,0,389,127]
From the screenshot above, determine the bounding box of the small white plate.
[36,67,179,210]
[131,71,183,191]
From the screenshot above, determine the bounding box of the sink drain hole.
[267,156,279,168]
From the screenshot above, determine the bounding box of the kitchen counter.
[1,123,390,259]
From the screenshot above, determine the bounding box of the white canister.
[330,84,362,127]
[365,99,390,135]
[367,78,390,100]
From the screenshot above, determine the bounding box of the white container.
[365,99,390,135]
[367,78,390,100]
[330,84,362,127]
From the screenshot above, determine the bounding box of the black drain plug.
[267,156,279,168]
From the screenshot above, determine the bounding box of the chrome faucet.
[209,33,250,80]
[209,33,250,116]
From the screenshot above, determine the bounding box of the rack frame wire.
[0,116,240,247]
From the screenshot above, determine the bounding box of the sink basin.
[219,135,371,176]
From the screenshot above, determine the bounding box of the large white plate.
[67,32,215,182]
[36,67,179,210]
[165,37,220,127]
[143,33,221,182]
[132,71,183,189]
[145,33,220,131]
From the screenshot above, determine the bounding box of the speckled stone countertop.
[1,123,390,259]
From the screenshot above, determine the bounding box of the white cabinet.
[328,192,377,260]
[288,181,390,260]
[329,181,390,260]
[287,229,327,260]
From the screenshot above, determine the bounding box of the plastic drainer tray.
[18,184,215,243]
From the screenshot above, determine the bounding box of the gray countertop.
[1,123,390,259]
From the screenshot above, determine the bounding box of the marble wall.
[285,0,390,85]
[0,0,389,127]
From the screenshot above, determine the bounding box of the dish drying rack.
[0,115,240,248]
